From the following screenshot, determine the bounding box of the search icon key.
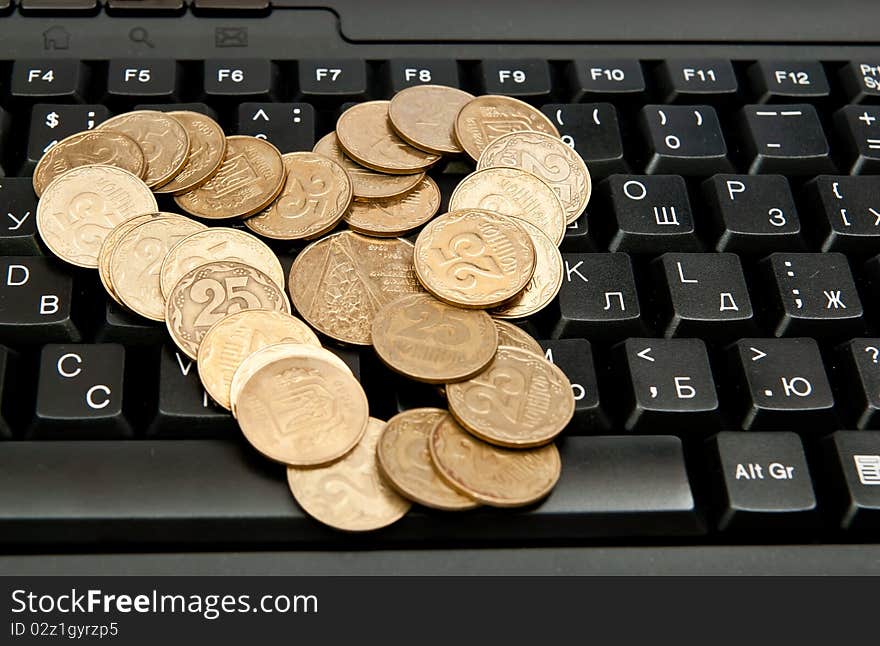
[129,27,155,48]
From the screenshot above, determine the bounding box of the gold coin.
[288,417,412,531]
[429,413,561,507]
[229,343,352,419]
[336,101,440,174]
[236,348,368,468]
[288,230,423,345]
[454,95,560,161]
[174,136,285,220]
[108,213,206,321]
[244,152,352,240]
[491,219,564,319]
[493,320,543,356]
[159,227,285,299]
[33,130,146,198]
[377,408,479,511]
[413,209,536,309]
[446,345,574,448]
[98,110,190,189]
[313,132,424,200]
[198,310,321,411]
[371,292,498,384]
[477,130,591,224]
[388,85,475,154]
[343,176,440,237]
[449,167,566,246]
[154,111,226,195]
[98,213,164,304]
[165,260,290,359]
[36,165,158,269]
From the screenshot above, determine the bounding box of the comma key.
[0,257,79,345]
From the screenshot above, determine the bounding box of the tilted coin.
[478,130,591,224]
[343,176,440,237]
[288,417,412,531]
[491,219,564,320]
[288,230,423,345]
[453,95,560,161]
[33,130,146,197]
[228,343,351,418]
[493,320,543,356]
[198,310,321,411]
[336,101,440,174]
[377,408,479,511]
[98,213,164,304]
[108,213,206,321]
[174,136,285,220]
[98,110,190,188]
[154,111,226,195]
[429,413,561,507]
[449,167,566,246]
[159,227,285,299]
[313,132,424,200]
[36,165,158,268]
[371,292,498,384]
[244,152,352,240]
[413,209,536,309]
[165,260,290,359]
[446,345,574,448]
[388,85,475,154]
[237,347,368,467]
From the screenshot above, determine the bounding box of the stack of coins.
[31,88,590,532]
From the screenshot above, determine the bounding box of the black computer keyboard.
[1,2,879,564]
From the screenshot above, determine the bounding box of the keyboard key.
[26,104,109,170]
[805,176,880,253]
[19,0,98,12]
[702,174,804,254]
[749,60,830,102]
[833,105,880,174]
[656,59,738,103]
[203,59,275,99]
[11,60,87,102]
[478,59,551,99]
[106,0,186,15]
[652,253,754,339]
[0,178,40,255]
[106,59,179,101]
[568,59,645,102]
[739,104,833,174]
[614,338,718,432]
[134,102,218,120]
[552,253,645,340]
[560,212,594,252]
[824,431,880,530]
[835,339,880,429]
[237,103,316,152]
[0,436,704,544]
[709,432,817,531]
[297,60,367,102]
[539,339,609,433]
[0,257,79,344]
[728,338,835,430]
[96,300,166,346]
[601,175,700,252]
[0,346,18,437]
[149,345,234,438]
[759,252,863,337]
[31,344,130,439]
[192,0,269,12]
[541,103,627,178]
[839,61,880,104]
[385,59,460,92]
[639,104,732,174]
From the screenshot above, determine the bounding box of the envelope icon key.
[215,27,249,48]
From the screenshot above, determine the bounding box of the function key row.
[7,0,270,16]
[5,58,880,104]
